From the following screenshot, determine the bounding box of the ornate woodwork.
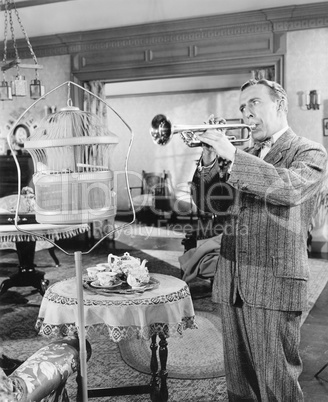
[1,3,328,84]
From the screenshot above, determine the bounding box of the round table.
[0,221,89,295]
[36,273,197,401]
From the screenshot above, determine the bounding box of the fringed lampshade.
[24,105,118,224]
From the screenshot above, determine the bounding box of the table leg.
[0,241,49,296]
[48,247,60,267]
[87,335,162,400]
[16,240,36,269]
[150,333,160,401]
[159,334,168,402]
[149,334,169,402]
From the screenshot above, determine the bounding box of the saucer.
[90,280,123,290]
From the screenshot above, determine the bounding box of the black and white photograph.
[0,1,327,401]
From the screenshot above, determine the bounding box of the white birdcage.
[24,105,119,224]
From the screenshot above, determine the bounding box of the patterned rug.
[0,243,228,402]
[0,224,327,402]
[119,310,225,379]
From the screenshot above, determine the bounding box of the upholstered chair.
[0,338,92,402]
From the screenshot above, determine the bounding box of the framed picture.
[11,124,30,152]
[323,118,328,136]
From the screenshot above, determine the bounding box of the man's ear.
[277,99,287,112]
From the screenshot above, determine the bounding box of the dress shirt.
[258,126,288,159]
[197,157,216,172]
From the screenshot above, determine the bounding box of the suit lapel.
[264,128,296,165]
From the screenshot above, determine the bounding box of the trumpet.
[150,114,254,147]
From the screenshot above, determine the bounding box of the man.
[193,79,327,401]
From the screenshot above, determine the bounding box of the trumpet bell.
[150,114,173,146]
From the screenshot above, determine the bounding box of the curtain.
[83,81,108,122]
[83,81,115,240]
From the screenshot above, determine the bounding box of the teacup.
[87,267,102,281]
[97,271,118,287]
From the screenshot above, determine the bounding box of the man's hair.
[241,79,288,112]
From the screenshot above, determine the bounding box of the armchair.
[180,214,223,285]
[0,338,92,402]
[129,170,174,223]
[180,162,234,285]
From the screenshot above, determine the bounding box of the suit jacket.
[196,129,327,311]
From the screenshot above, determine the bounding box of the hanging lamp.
[0,0,44,101]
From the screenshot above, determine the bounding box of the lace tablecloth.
[36,273,197,342]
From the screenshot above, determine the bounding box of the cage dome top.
[24,107,118,150]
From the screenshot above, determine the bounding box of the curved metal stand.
[7,80,136,402]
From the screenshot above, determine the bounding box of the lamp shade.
[24,106,119,224]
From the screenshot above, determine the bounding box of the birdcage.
[24,105,119,224]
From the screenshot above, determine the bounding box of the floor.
[299,255,328,401]
[95,216,328,401]
[1,215,328,401]
[105,216,328,402]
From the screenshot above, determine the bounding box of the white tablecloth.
[36,273,197,342]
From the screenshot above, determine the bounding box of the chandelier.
[0,0,44,101]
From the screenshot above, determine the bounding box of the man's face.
[239,84,282,142]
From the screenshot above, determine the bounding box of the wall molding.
[1,2,327,83]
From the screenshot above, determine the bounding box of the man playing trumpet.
[193,79,327,401]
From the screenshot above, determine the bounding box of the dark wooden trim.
[4,2,326,55]
[70,53,285,85]
[0,0,76,12]
[1,2,327,84]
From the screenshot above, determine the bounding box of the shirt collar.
[271,126,289,144]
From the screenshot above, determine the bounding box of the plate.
[128,277,160,291]
[83,276,160,295]
[130,283,152,291]
[90,280,123,289]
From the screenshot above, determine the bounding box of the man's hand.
[199,116,236,163]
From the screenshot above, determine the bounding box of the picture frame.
[10,124,30,154]
[323,118,328,136]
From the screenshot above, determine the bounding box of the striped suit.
[193,129,327,401]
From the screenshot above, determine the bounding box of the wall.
[286,27,328,253]
[108,27,328,210]
[286,27,328,149]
